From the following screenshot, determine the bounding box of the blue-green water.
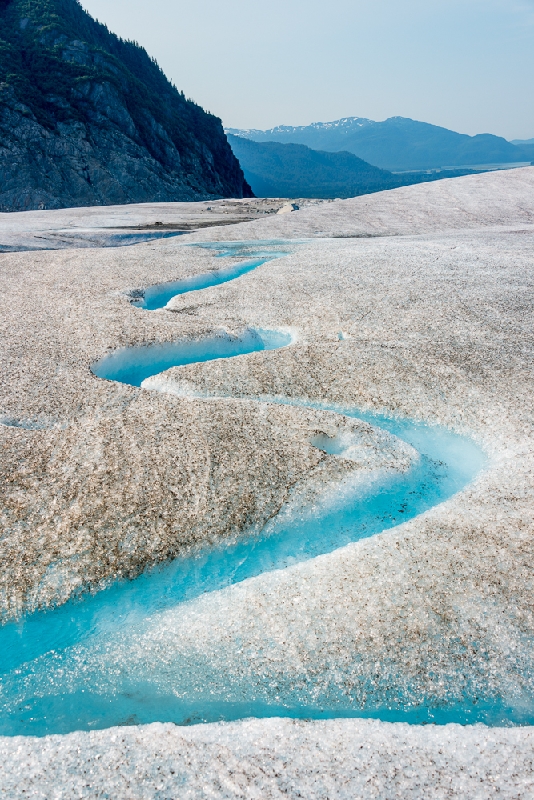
[132,242,295,310]
[91,328,293,387]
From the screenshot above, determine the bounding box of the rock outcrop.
[0,0,252,210]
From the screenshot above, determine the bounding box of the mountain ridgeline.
[227,117,534,172]
[0,0,252,211]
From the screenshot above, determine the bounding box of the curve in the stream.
[91,328,293,387]
[131,241,296,310]
[1,241,530,737]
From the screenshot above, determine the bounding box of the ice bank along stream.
[5,239,531,738]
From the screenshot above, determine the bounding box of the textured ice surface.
[0,718,533,800]
[0,229,187,252]
[188,166,534,242]
[1,170,534,793]
[0,199,321,251]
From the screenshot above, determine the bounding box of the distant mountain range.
[227,135,477,199]
[0,0,251,211]
[227,117,534,172]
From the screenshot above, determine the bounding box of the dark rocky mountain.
[227,135,476,199]
[0,0,252,211]
[227,116,532,172]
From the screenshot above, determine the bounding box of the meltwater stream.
[0,409,489,736]
[132,241,295,310]
[91,328,293,387]
[1,240,529,737]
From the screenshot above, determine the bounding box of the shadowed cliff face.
[0,0,253,210]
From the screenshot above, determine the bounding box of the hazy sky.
[80,0,534,139]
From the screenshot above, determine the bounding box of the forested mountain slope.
[0,0,252,210]
[227,135,476,199]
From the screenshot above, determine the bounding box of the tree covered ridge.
[0,0,252,199]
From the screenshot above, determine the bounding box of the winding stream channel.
[2,241,531,737]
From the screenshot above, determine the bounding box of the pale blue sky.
[80,0,534,140]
